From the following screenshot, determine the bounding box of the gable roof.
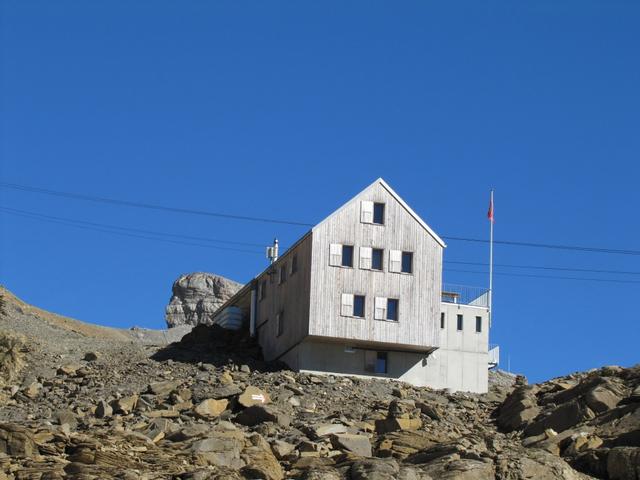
[313,178,446,248]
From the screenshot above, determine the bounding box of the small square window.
[373,203,385,224]
[291,255,298,275]
[375,352,388,373]
[476,316,482,333]
[457,314,463,331]
[401,252,413,273]
[387,299,399,321]
[342,245,354,267]
[353,295,365,318]
[279,264,287,284]
[440,312,445,329]
[372,248,384,271]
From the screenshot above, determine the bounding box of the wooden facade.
[308,180,444,350]
[253,233,313,361]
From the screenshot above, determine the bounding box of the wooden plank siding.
[255,233,313,361]
[308,181,443,349]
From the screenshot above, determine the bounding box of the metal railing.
[441,283,489,308]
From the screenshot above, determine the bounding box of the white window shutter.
[340,293,354,317]
[359,247,372,269]
[329,243,342,266]
[389,250,402,273]
[361,201,374,223]
[374,296,387,320]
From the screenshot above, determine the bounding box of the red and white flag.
[487,192,494,223]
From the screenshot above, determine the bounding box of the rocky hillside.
[1,288,638,480]
[165,273,242,329]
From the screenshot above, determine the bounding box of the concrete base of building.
[280,339,488,394]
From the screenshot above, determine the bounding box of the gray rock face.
[165,272,242,328]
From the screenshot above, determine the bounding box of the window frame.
[341,245,354,268]
[375,351,388,374]
[279,263,287,284]
[353,295,366,318]
[440,312,445,329]
[276,311,284,337]
[291,254,298,275]
[371,248,384,271]
[401,251,413,274]
[475,316,482,333]
[457,314,463,331]
[259,280,267,301]
[373,203,385,225]
[386,298,399,322]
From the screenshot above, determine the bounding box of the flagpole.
[488,189,494,327]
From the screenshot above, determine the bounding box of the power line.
[445,268,640,285]
[0,207,264,254]
[0,206,267,248]
[2,181,640,255]
[0,182,314,227]
[442,236,640,256]
[3,205,640,285]
[445,260,640,276]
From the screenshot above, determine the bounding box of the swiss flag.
[487,193,494,223]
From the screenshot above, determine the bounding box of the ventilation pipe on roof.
[266,238,279,264]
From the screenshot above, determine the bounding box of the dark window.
[353,295,365,318]
[342,245,354,267]
[387,299,399,321]
[259,280,267,301]
[277,311,284,336]
[373,203,385,224]
[457,314,463,331]
[372,248,384,270]
[291,255,298,274]
[440,312,445,329]
[476,316,482,333]
[279,264,287,284]
[401,252,413,273]
[375,352,388,373]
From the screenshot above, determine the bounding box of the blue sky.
[1,1,638,383]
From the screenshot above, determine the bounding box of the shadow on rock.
[151,324,283,373]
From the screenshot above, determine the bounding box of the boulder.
[111,395,138,414]
[194,399,228,419]
[375,417,422,434]
[53,410,78,430]
[95,400,113,418]
[586,386,622,414]
[22,381,41,399]
[607,447,640,480]
[238,386,271,407]
[165,272,242,328]
[148,380,181,396]
[0,424,37,457]
[83,352,99,362]
[57,363,82,376]
[191,432,245,468]
[496,386,540,432]
[241,446,285,480]
[524,400,594,437]
[330,433,372,457]
[234,405,291,427]
[271,439,296,460]
[310,423,348,438]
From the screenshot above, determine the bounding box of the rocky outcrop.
[165,272,242,328]
[2,291,640,480]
